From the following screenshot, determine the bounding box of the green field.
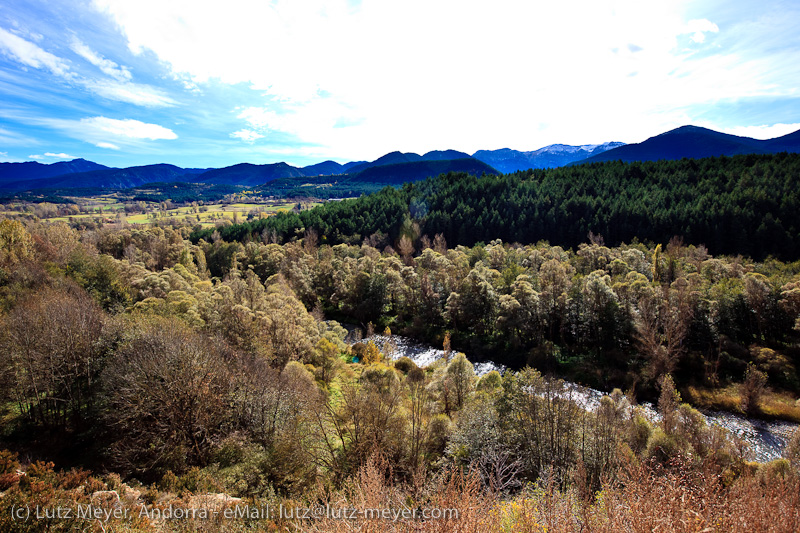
[1,198,322,227]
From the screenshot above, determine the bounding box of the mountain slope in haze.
[196,162,306,186]
[473,142,624,173]
[344,152,424,174]
[349,158,498,185]
[3,164,205,191]
[575,125,800,164]
[302,160,345,176]
[342,160,367,172]
[764,128,800,152]
[420,149,473,161]
[0,158,110,186]
[345,150,472,174]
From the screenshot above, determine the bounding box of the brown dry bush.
[101,318,233,479]
[581,457,800,533]
[0,285,104,431]
[293,455,493,533]
[285,454,800,533]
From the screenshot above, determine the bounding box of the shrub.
[0,449,19,474]
[741,363,768,414]
[627,412,653,454]
[644,428,684,464]
[756,458,792,484]
[101,318,232,478]
[394,356,417,373]
[59,468,91,490]
[0,473,19,491]
[477,370,503,392]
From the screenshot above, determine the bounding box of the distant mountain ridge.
[3,125,799,192]
[344,150,472,174]
[0,149,489,192]
[198,162,305,187]
[0,158,109,185]
[302,160,345,176]
[574,125,800,164]
[348,158,497,185]
[4,164,210,191]
[472,142,625,173]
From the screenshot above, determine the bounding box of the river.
[347,332,797,462]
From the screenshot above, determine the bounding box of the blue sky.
[1,0,799,169]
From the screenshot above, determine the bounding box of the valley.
[3,0,800,529]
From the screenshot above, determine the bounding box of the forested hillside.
[195,153,800,261]
[2,218,800,531]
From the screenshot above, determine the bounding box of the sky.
[0,0,799,169]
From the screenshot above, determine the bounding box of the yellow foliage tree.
[362,340,383,365]
[0,219,34,268]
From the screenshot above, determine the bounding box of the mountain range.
[576,125,800,164]
[1,163,211,191]
[2,125,799,193]
[0,150,499,192]
[0,158,109,184]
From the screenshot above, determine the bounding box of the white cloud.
[230,129,264,142]
[29,152,76,160]
[0,27,71,77]
[0,27,176,111]
[718,123,800,140]
[95,141,121,150]
[90,0,798,156]
[235,99,361,156]
[179,78,200,93]
[682,19,720,44]
[82,79,177,107]
[70,37,131,80]
[80,117,177,140]
[31,116,178,145]
[24,31,44,43]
